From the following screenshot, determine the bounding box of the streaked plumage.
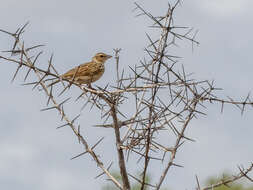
[49,52,112,86]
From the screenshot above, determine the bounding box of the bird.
[48,52,112,87]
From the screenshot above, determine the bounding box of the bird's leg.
[87,83,92,88]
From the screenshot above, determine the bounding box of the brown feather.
[47,52,111,87]
[61,61,105,84]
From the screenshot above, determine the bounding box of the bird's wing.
[62,62,93,79]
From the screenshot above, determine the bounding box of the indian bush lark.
[49,52,112,86]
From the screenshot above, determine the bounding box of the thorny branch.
[0,24,123,190]
[200,163,253,190]
[1,0,253,189]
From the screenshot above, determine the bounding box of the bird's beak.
[107,55,112,59]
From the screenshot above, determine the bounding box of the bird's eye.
[100,55,104,57]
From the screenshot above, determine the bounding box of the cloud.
[0,143,38,172]
[1,0,253,190]
[196,0,252,17]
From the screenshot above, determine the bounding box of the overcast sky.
[0,0,253,190]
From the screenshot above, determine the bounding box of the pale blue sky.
[0,0,253,189]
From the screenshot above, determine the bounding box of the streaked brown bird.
[49,52,112,86]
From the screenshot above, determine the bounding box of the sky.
[0,0,253,189]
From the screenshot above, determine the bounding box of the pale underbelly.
[75,70,104,84]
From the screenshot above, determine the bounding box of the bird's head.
[92,52,112,64]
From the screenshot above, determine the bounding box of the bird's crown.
[92,52,112,63]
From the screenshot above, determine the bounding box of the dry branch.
[1,1,253,189]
